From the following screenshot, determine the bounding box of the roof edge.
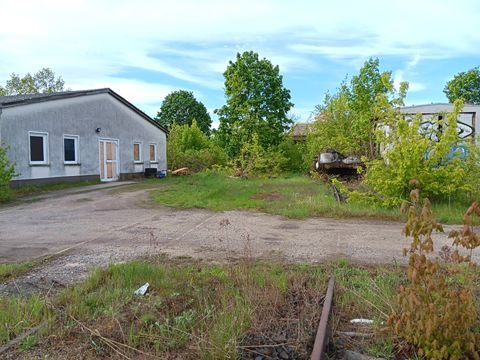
[0,88,168,134]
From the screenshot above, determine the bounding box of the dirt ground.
[0,182,472,291]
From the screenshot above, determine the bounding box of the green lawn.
[152,171,469,223]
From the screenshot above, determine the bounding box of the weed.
[19,334,38,350]
[389,185,480,359]
[0,294,48,345]
[0,261,34,282]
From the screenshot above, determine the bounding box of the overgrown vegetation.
[151,171,468,223]
[153,171,404,220]
[0,257,416,359]
[356,100,480,205]
[389,183,480,359]
[0,261,34,282]
[0,145,16,202]
[307,57,408,162]
[306,57,480,207]
[1,259,333,358]
[167,121,227,172]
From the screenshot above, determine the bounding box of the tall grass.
[0,261,34,282]
[152,171,466,223]
[0,295,48,344]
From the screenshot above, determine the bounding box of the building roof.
[400,103,480,114]
[0,88,168,133]
[290,122,311,139]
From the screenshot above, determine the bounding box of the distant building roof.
[400,103,480,114]
[0,88,167,133]
[290,122,312,141]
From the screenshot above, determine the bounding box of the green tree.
[167,121,226,172]
[0,68,65,96]
[307,58,408,161]
[0,146,16,202]
[155,90,212,135]
[215,51,294,158]
[444,67,480,104]
[356,100,480,205]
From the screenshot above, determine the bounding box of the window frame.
[133,142,143,163]
[149,143,158,163]
[28,131,49,165]
[63,134,80,165]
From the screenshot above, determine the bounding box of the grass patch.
[151,171,467,223]
[37,258,330,358]
[2,258,475,358]
[0,261,35,282]
[0,294,49,345]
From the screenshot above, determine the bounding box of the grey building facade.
[0,88,167,185]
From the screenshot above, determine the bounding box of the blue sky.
[1,0,479,127]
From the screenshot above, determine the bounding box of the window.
[64,135,79,164]
[149,143,157,162]
[29,131,48,165]
[133,142,142,163]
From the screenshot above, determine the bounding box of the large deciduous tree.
[154,90,212,135]
[307,57,408,161]
[443,67,480,104]
[0,68,65,96]
[215,51,294,158]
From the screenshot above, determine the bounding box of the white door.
[99,139,119,181]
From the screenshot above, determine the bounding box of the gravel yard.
[0,182,469,291]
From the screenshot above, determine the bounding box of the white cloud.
[0,0,479,108]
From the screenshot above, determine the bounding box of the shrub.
[277,137,308,173]
[0,146,16,202]
[389,186,480,359]
[358,100,480,205]
[232,133,286,177]
[167,121,227,172]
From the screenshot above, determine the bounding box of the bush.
[167,121,227,172]
[358,100,480,205]
[277,137,308,173]
[232,133,286,177]
[0,146,16,202]
[389,187,480,359]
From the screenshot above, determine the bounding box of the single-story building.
[0,88,167,186]
[400,103,480,143]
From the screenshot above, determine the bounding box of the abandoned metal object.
[331,183,344,204]
[342,156,361,165]
[314,149,362,176]
[310,276,335,360]
[134,282,150,296]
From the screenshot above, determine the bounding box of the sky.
[1,0,479,127]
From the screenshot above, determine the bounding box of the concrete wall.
[0,93,167,181]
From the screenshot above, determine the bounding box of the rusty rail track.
[310,276,335,360]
